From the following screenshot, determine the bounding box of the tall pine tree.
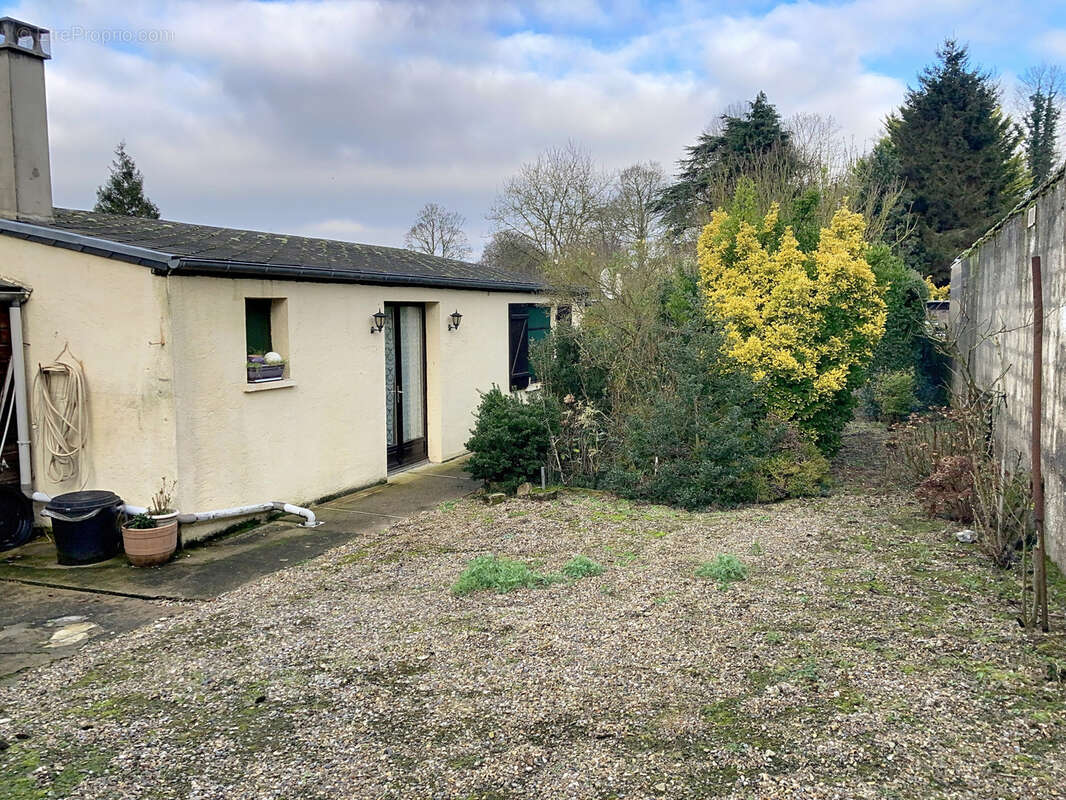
[888,41,1024,283]
[655,92,799,235]
[94,142,160,218]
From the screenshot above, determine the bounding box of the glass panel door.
[384,303,427,470]
[399,305,425,442]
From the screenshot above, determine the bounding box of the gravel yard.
[3,425,1066,799]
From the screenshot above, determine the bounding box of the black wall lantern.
[370,308,386,334]
[448,309,463,331]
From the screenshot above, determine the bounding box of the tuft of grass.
[695,554,749,587]
[335,548,369,566]
[750,540,764,556]
[452,555,557,596]
[562,555,605,579]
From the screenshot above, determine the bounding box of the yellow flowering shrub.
[924,276,949,301]
[698,197,886,452]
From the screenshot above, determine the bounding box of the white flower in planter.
[264,351,284,365]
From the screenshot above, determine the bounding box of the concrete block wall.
[951,174,1066,568]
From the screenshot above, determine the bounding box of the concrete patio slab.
[0,582,177,681]
[0,458,477,677]
[0,457,476,601]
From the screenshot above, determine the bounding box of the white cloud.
[6,0,1057,253]
[1038,29,1066,61]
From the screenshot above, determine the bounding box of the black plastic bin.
[42,490,124,565]
[0,486,34,551]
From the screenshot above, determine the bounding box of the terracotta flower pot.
[121,515,178,567]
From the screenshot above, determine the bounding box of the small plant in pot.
[247,352,285,382]
[121,477,179,567]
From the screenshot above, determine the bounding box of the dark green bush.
[530,322,608,407]
[802,383,861,457]
[915,335,950,407]
[754,425,831,502]
[600,319,773,509]
[465,387,559,492]
[866,244,949,409]
[868,244,929,374]
[873,369,918,422]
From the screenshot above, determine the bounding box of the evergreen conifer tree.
[888,41,1024,283]
[655,92,799,235]
[94,142,160,218]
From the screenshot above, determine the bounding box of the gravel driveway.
[2,426,1065,799]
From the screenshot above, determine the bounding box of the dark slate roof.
[0,208,544,293]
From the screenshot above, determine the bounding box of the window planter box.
[247,364,284,383]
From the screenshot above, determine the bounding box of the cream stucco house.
[0,19,547,539]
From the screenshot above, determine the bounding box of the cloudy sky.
[10,0,1066,256]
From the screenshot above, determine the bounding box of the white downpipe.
[175,503,272,525]
[31,493,320,528]
[177,502,319,528]
[9,303,33,497]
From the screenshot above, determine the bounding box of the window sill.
[244,379,296,393]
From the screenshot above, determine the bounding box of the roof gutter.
[167,257,546,293]
[0,218,545,293]
[0,217,177,269]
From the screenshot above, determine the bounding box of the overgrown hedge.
[866,244,950,409]
[466,276,830,510]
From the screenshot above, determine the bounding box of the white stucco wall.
[0,234,541,540]
[0,237,178,508]
[165,278,537,527]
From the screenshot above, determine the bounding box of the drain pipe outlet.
[272,501,320,528]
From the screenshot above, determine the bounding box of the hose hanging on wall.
[32,343,88,485]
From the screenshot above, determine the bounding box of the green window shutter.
[245,298,272,355]
[527,306,550,342]
[508,304,531,390]
[526,306,550,382]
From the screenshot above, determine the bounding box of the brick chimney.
[0,18,52,222]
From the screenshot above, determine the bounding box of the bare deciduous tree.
[487,142,613,265]
[1015,64,1064,185]
[610,161,665,264]
[788,112,851,182]
[404,203,471,260]
[480,229,545,278]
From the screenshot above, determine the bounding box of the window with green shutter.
[508,303,551,390]
[527,306,550,344]
[245,298,273,356]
